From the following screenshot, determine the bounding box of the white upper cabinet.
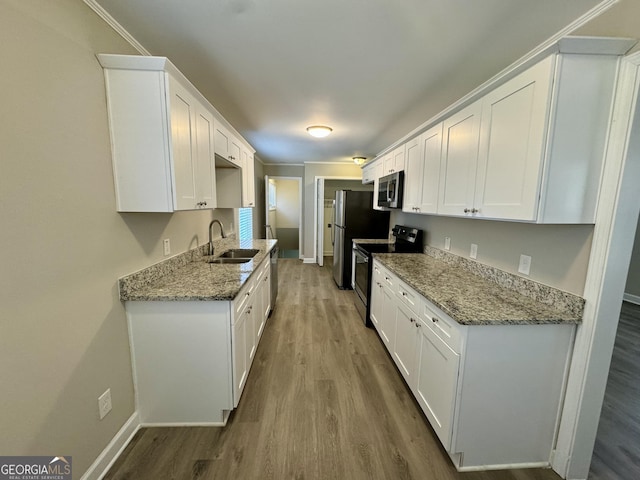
[473,56,554,221]
[242,149,256,207]
[361,161,376,184]
[403,124,443,214]
[98,54,255,212]
[438,100,482,217]
[382,145,406,175]
[436,52,618,223]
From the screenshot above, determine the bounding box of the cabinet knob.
[464,208,470,213]
[432,316,439,323]
[410,317,415,323]
[416,323,422,329]
[471,208,479,213]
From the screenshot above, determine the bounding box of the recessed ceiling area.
[92,0,605,164]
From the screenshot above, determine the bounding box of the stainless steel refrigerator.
[332,190,390,288]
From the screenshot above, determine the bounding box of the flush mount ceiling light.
[306,125,333,138]
[352,157,366,165]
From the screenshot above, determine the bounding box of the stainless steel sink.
[205,257,252,264]
[220,249,259,258]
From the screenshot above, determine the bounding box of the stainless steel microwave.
[377,171,404,209]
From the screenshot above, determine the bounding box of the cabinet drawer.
[234,279,255,319]
[397,280,419,312]
[421,299,462,353]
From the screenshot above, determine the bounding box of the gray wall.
[0,1,235,476]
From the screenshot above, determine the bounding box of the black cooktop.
[356,225,423,255]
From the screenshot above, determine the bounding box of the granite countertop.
[352,238,392,245]
[120,238,277,302]
[374,253,582,326]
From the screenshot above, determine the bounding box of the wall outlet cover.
[470,243,478,259]
[444,237,451,251]
[98,388,112,420]
[519,254,532,275]
[163,238,171,256]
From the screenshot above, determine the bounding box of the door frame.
[264,175,303,258]
[552,52,640,479]
[313,175,362,266]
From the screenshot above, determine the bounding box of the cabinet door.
[438,101,482,217]
[418,124,443,214]
[415,318,460,449]
[193,105,217,209]
[214,123,230,160]
[247,300,257,367]
[402,136,423,213]
[229,137,242,167]
[474,56,553,221]
[168,77,197,211]
[394,302,419,386]
[393,144,406,172]
[260,266,271,330]
[242,150,256,207]
[370,263,384,328]
[362,164,375,184]
[379,282,396,349]
[373,162,385,211]
[232,311,248,407]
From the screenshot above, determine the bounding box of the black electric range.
[352,225,423,326]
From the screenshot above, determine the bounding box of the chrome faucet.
[208,219,226,256]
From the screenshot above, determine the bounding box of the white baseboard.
[623,292,640,305]
[303,258,316,264]
[80,412,140,480]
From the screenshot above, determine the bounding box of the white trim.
[457,461,550,472]
[303,258,316,264]
[80,412,140,480]
[83,1,150,55]
[266,176,303,254]
[552,51,640,480]
[304,161,356,165]
[623,292,640,305]
[374,1,622,159]
[139,421,227,427]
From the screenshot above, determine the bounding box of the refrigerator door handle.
[331,203,336,246]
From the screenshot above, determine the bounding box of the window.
[269,180,277,210]
[238,207,253,240]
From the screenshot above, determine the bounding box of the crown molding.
[83,0,151,55]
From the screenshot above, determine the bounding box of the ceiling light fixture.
[352,157,366,165]
[306,125,333,138]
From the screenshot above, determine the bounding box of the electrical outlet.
[98,388,112,420]
[519,254,532,275]
[470,243,478,259]
[163,238,171,256]
[444,237,451,251]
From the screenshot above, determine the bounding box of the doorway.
[265,176,302,259]
[314,176,372,266]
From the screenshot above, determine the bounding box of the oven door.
[353,246,370,323]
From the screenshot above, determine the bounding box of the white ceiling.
[93,0,603,164]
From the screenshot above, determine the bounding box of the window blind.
[238,207,253,240]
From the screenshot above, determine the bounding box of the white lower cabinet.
[370,259,575,471]
[126,255,271,425]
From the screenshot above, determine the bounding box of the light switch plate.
[444,237,451,251]
[470,243,478,259]
[519,254,532,275]
[98,388,112,420]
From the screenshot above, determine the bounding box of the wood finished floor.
[105,259,563,480]
[589,301,640,480]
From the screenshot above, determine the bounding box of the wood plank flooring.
[589,301,640,480]
[105,259,562,480]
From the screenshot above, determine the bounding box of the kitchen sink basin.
[205,257,252,264]
[220,249,260,258]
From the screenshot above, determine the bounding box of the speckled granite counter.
[374,252,583,326]
[352,238,392,245]
[119,238,277,301]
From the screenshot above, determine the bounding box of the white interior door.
[316,178,325,266]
